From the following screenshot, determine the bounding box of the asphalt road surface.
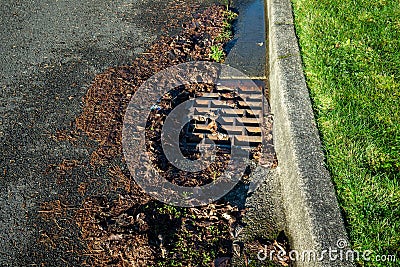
[0,1,216,265]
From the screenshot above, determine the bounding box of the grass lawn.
[290,0,400,266]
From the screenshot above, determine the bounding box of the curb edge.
[267,0,356,266]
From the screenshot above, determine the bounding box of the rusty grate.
[182,80,264,153]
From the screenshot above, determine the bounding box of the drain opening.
[145,80,264,187]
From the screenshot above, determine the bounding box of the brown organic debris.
[40,4,281,267]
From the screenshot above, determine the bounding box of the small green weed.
[221,0,231,10]
[215,30,232,42]
[209,45,225,62]
[224,9,238,21]
[211,7,237,60]
[157,204,184,219]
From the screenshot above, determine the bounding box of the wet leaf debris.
[74,5,239,166]
[38,4,283,267]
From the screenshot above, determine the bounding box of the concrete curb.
[267,0,355,266]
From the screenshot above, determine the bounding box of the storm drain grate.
[182,80,265,153]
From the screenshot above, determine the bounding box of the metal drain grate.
[183,80,264,152]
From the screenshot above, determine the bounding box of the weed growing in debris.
[209,45,225,62]
[215,30,233,42]
[215,10,237,42]
[224,9,238,21]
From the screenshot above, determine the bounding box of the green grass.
[290,0,400,266]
